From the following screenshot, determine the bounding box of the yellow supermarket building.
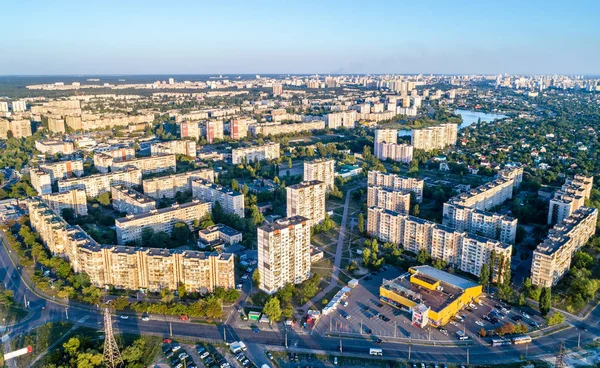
[379,265,482,328]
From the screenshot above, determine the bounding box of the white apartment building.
[151,140,197,157]
[35,140,75,155]
[111,154,176,175]
[249,120,325,137]
[548,175,594,225]
[286,180,326,225]
[303,158,335,192]
[374,129,398,145]
[206,120,224,143]
[38,160,84,183]
[367,171,424,202]
[446,177,514,211]
[179,121,200,140]
[58,167,142,197]
[231,143,280,164]
[258,216,311,294]
[115,200,211,244]
[198,224,243,246]
[111,185,156,215]
[230,119,250,139]
[41,188,88,217]
[442,203,517,244]
[367,186,411,215]
[11,100,27,112]
[93,147,136,173]
[411,124,458,151]
[191,179,245,217]
[374,142,414,163]
[532,207,598,287]
[326,111,357,129]
[142,169,214,199]
[30,170,53,195]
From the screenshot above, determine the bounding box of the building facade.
[367,186,411,215]
[142,169,215,199]
[38,160,84,183]
[179,121,200,140]
[367,171,424,202]
[111,154,176,175]
[303,158,335,192]
[286,181,326,225]
[232,142,280,164]
[257,216,312,294]
[548,175,594,225]
[191,179,245,217]
[151,140,197,157]
[30,170,53,195]
[111,185,156,215]
[41,189,88,217]
[206,120,224,143]
[58,167,142,197]
[411,124,458,151]
[374,142,414,163]
[442,203,518,244]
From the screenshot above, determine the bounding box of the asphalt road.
[1,228,599,365]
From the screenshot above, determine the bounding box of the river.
[397,109,507,137]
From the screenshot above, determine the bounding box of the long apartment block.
[151,140,197,157]
[41,189,88,217]
[191,179,244,217]
[367,206,511,282]
[303,158,335,192]
[446,177,514,211]
[374,142,414,163]
[30,170,52,195]
[286,180,326,225]
[258,216,312,294]
[142,168,215,199]
[93,146,136,173]
[231,142,280,164]
[111,184,156,215]
[115,200,211,244]
[58,167,142,198]
[367,171,424,202]
[38,160,84,183]
[548,175,594,225]
[27,199,233,293]
[367,186,411,215]
[411,124,458,151]
[111,154,176,175]
[531,206,598,287]
[249,120,325,137]
[442,203,517,244]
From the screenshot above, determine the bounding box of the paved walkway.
[302,188,354,311]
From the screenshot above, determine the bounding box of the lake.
[397,109,507,137]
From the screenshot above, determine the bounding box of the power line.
[103,308,123,368]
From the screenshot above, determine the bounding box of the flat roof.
[115,200,208,223]
[259,215,308,232]
[410,265,478,290]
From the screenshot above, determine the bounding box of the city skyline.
[1,0,599,75]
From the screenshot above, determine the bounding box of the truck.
[229,341,247,354]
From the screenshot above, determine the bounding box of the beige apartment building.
[367,207,511,282]
[367,171,424,202]
[0,119,32,139]
[30,170,53,195]
[249,120,325,137]
[191,179,245,217]
[41,189,88,217]
[446,177,514,211]
[111,154,176,175]
[35,140,75,155]
[58,167,142,197]
[326,111,357,129]
[442,203,517,244]
[374,142,414,163]
[93,147,135,173]
[286,181,326,225]
[531,206,598,287]
[367,186,411,215]
[27,199,233,293]
[111,185,156,215]
[411,124,458,151]
[179,121,200,140]
[303,158,335,192]
[39,160,84,183]
[374,129,398,146]
[548,175,594,225]
[142,169,215,199]
[198,224,243,246]
[232,142,280,164]
[498,166,524,188]
[206,120,224,143]
[151,140,197,157]
[115,200,211,244]
[258,216,312,294]
[229,119,250,139]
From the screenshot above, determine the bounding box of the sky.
[1,0,599,75]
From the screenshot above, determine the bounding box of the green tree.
[231,179,239,191]
[122,338,146,365]
[357,213,365,234]
[177,282,187,298]
[160,288,175,303]
[479,263,491,288]
[252,269,261,289]
[547,312,565,326]
[61,208,76,223]
[172,222,191,244]
[539,287,552,316]
[63,337,81,356]
[411,204,420,217]
[416,248,430,265]
[96,192,111,207]
[263,297,282,322]
[112,296,129,311]
[198,213,215,229]
[287,157,293,168]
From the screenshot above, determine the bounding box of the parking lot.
[315,266,546,343]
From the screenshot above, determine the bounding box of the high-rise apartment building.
[30,170,53,195]
[257,216,311,294]
[206,120,224,143]
[111,185,156,215]
[115,200,211,244]
[179,121,200,141]
[446,177,514,211]
[326,111,358,129]
[374,142,414,163]
[547,175,594,225]
[286,181,326,225]
[191,179,245,217]
[230,119,249,139]
[58,167,142,197]
[142,169,214,199]
[442,203,517,244]
[93,146,136,173]
[231,143,280,164]
[531,207,597,287]
[367,171,424,202]
[151,140,196,157]
[367,186,411,215]
[39,160,84,183]
[41,188,88,217]
[272,83,283,96]
[0,102,8,112]
[303,158,335,192]
[0,119,32,139]
[11,100,27,112]
[411,124,458,151]
[111,154,176,175]
[374,129,398,145]
[27,199,234,293]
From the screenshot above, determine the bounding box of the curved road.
[1,230,599,365]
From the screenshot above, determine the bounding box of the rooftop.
[115,200,208,223]
[410,265,478,290]
[287,180,324,189]
[259,215,309,232]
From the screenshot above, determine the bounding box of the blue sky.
[1,0,599,75]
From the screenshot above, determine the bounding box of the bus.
[490,338,512,346]
[369,348,383,356]
[512,335,532,345]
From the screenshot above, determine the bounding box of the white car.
[475,321,484,327]
[142,316,150,321]
[119,315,129,320]
[522,312,530,319]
